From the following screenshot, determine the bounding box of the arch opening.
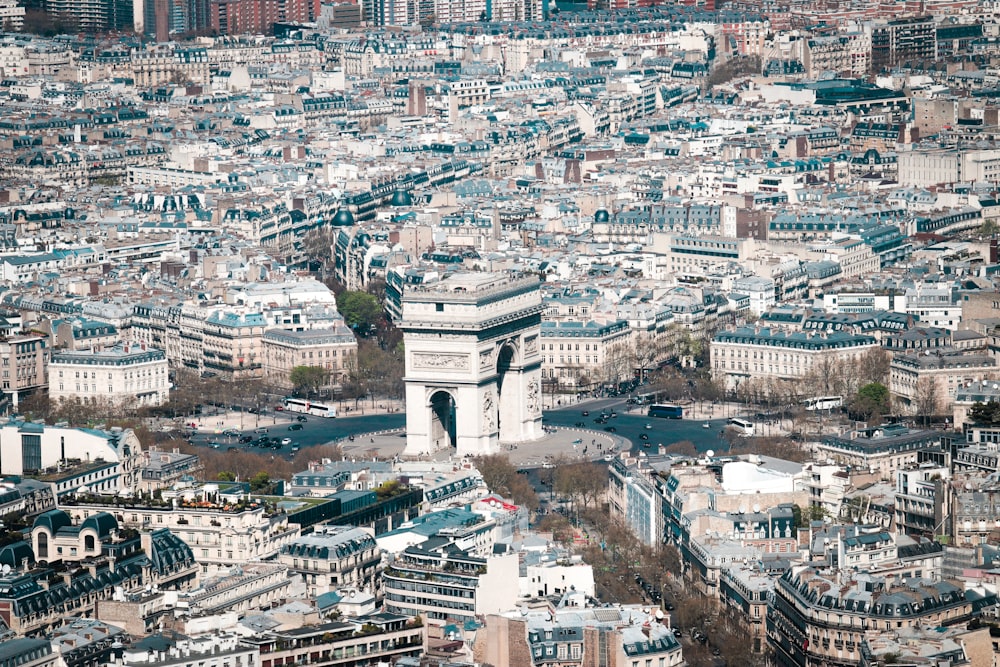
[429,390,457,450]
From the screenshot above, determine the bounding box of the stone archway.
[401,274,545,457]
[428,390,457,450]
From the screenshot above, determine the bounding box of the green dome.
[332,209,355,226]
[81,512,118,538]
[0,541,33,569]
[389,190,413,207]
[34,509,72,534]
[594,209,610,223]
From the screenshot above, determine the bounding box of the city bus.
[648,404,684,419]
[803,396,843,411]
[284,398,337,418]
[727,417,755,437]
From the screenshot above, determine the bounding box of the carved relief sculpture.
[412,353,470,370]
[526,378,540,415]
[524,336,538,355]
[483,390,496,432]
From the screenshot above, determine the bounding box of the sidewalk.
[339,426,626,466]
[156,399,406,434]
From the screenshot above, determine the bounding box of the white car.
[281,437,292,446]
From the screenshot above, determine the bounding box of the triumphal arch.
[400,273,544,457]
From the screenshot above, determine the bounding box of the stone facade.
[401,273,544,457]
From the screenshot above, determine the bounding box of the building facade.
[711,327,879,392]
[49,345,169,407]
[278,525,381,597]
[261,325,357,392]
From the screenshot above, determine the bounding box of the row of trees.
[541,504,765,667]
[546,324,716,395]
[726,348,891,412]
[288,339,404,406]
[199,441,343,485]
[662,434,810,463]
[471,454,608,514]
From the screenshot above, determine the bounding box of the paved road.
[544,399,733,454]
[186,396,736,458]
[187,409,406,454]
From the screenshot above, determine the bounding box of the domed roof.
[0,541,33,569]
[34,509,72,534]
[332,209,354,226]
[389,190,413,207]
[594,209,610,223]
[81,512,118,538]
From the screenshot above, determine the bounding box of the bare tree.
[803,355,844,398]
[649,369,689,402]
[664,440,698,457]
[913,377,939,426]
[554,460,607,510]
[630,332,660,383]
[857,347,891,387]
[730,435,808,463]
[301,227,338,269]
[601,342,632,390]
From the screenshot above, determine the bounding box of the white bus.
[727,417,755,437]
[803,396,843,411]
[284,398,337,418]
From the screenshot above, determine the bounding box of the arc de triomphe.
[400,273,544,457]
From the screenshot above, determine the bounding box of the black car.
[296,415,308,422]
[603,426,617,433]
[640,433,649,440]
[594,418,606,424]
[574,421,585,427]
[288,423,303,431]
[581,410,590,416]
[238,435,253,443]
